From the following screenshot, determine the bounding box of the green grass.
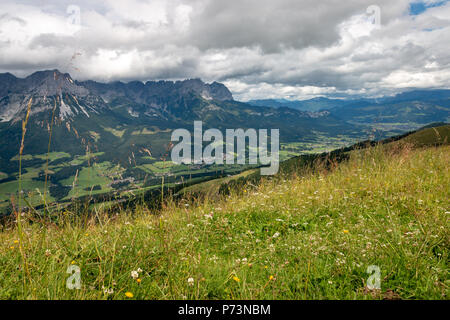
[0,143,448,300]
[180,169,258,195]
[402,125,449,146]
[131,127,171,135]
[70,152,105,166]
[137,161,179,174]
[61,162,115,199]
[280,134,360,158]
[11,152,70,162]
[103,127,125,138]
[0,179,53,205]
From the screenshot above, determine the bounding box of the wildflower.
[136,278,141,284]
[269,275,275,281]
[131,271,139,279]
[272,232,280,239]
[102,286,114,295]
[125,292,134,298]
[13,240,19,244]
[45,249,51,256]
[343,230,349,234]
[264,266,268,269]
[71,260,76,265]
[187,277,194,286]
[137,268,143,273]
[232,276,240,282]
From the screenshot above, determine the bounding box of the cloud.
[0,0,449,100]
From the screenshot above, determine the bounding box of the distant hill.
[247,90,450,126]
[330,100,450,126]
[181,123,449,198]
[398,124,449,147]
[247,97,356,112]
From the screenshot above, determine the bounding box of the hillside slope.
[178,124,449,198]
[1,142,448,299]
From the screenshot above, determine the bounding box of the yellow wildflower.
[232,276,240,282]
[125,292,134,298]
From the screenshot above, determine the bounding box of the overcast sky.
[0,0,449,100]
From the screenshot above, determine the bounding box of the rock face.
[0,70,234,122]
[0,70,104,122]
[80,78,233,103]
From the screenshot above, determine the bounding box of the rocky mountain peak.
[24,69,89,97]
[0,70,235,122]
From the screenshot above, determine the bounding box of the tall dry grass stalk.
[43,98,58,209]
[160,142,174,206]
[17,97,33,293]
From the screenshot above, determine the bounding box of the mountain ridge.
[0,70,236,123]
[0,69,354,169]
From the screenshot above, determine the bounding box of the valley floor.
[0,143,448,299]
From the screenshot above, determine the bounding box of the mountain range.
[0,70,356,161]
[0,69,448,211]
[247,90,450,125]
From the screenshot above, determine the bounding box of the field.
[280,133,359,159]
[0,138,448,299]
[0,149,257,213]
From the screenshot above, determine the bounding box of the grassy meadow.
[0,139,448,299]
